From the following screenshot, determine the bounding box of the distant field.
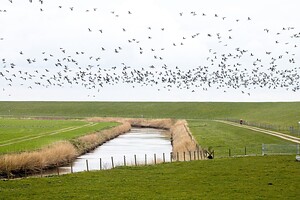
[188,120,295,157]
[0,118,118,154]
[0,155,299,199]
[0,101,299,127]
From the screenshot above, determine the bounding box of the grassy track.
[188,120,295,157]
[0,155,299,199]
[0,101,299,127]
[0,118,118,154]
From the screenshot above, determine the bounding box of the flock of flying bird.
[1,0,300,98]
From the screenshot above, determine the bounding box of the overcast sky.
[0,0,299,102]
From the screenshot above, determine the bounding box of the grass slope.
[0,118,118,154]
[0,101,299,127]
[0,155,299,200]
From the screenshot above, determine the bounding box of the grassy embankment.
[0,155,299,199]
[0,102,299,127]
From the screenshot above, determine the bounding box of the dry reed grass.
[170,120,201,161]
[0,141,77,177]
[73,122,131,154]
[127,118,175,129]
[86,117,174,129]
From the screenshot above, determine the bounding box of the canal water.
[59,127,172,173]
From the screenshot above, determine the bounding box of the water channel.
[59,127,172,173]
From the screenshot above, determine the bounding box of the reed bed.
[170,120,200,160]
[72,122,131,154]
[0,141,77,178]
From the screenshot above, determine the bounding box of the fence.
[212,144,300,158]
[35,144,300,178]
[62,150,207,174]
[3,144,299,179]
[262,144,300,155]
[212,145,262,158]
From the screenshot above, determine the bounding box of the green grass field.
[0,118,118,154]
[0,155,299,200]
[189,120,296,157]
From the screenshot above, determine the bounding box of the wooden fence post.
[56,163,60,176]
[111,157,114,169]
[134,155,137,166]
[100,158,102,170]
[183,152,186,161]
[7,170,10,180]
[229,149,231,157]
[145,154,147,165]
[86,160,89,171]
[245,147,247,155]
[124,155,126,167]
[154,154,156,165]
[163,153,165,163]
[177,152,179,161]
[189,151,192,161]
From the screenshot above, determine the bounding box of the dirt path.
[215,120,300,144]
[0,122,96,147]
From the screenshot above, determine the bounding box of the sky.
[0,0,299,102]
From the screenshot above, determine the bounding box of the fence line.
[1,150,207,179]
[50,144,298,176]
[4,144,299,179]
[262,144,300,156]
[69,150,207,173]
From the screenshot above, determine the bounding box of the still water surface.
[59,127,172,173]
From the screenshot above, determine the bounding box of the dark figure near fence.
[240,119,243,125]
